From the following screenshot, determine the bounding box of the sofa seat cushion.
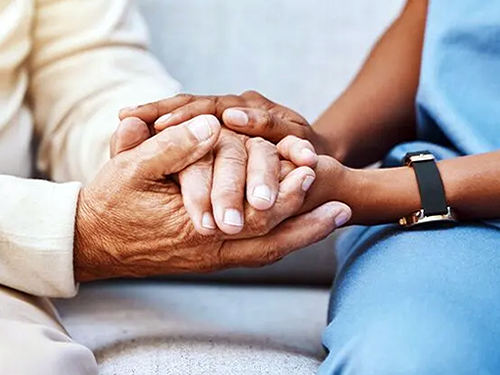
[55,281,330,375]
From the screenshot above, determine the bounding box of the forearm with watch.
[303,149,500,227]
[307,0,500,226]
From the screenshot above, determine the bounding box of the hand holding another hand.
[120,90,330,155]
[122,94,323,235]
[74,115,351,282]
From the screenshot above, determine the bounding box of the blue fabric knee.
[319,223,500,375]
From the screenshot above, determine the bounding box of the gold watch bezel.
[404,153,436,166]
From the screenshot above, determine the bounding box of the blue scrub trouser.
[318,222,500,375]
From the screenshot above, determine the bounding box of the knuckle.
[175,93,195,101]
[246,136,268,148]
[262,245,284,264]
[297,125,309,139]
[211,95,223,106]
[241,90,261,98]
[213,184,242,200]
[155,132,178,152]
[256,111,273,128]
[220,152,247,167]
[184,106,199,118]
[201,97,216,106]
[245,211,272,236]
[213,95,237,115]
[217,141,248,164]
[280,185,304,209]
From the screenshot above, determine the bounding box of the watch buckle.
[399,207,457,227]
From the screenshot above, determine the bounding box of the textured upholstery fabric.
[56,282,330,374]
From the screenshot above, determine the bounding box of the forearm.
[353,153,500,224]
[313,0,428,167]
[306,152,500,225]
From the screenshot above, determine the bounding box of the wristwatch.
[399,151,457,227]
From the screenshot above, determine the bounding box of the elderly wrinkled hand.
[120,101,321,235]
[73,115,350,282]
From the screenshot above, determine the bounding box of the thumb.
[110,117,151,158]
[221,201,352,267]
[222,108,304,144]
[132,115,221,179]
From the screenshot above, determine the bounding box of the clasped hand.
[74,109,351,281]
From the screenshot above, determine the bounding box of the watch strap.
[404,151,448,216]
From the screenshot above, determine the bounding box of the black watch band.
[404,151,448,216]
[399,151,456,227]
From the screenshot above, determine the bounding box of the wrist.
[74,188,111,282]
[311,105,357,164]
[309,125,341,159]
[347,166,421,225]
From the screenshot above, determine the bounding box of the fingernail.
[202,212,217,229]
[301,148,318,163]
[301,175,315,192]
[155,113,172,126]
[252,184,272,202]
[188,116,213,141]
[334,211,350,227]
[223,209,244,227]
[225,109,248,126]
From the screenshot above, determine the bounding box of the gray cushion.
[135,0,405,285]
[56,282,331,374]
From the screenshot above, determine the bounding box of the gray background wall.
[139,0,404,121]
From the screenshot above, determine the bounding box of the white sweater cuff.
[0,176,81,298]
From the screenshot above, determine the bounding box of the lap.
[320,222,500,375]
[0,285,97,375]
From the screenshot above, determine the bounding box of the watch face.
[403,151,434,166]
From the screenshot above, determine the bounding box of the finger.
[134,115,221,178]
[222,107,306,144]
[154,95,245,132]
[118,94,194,123]
[220,201,352,267]
[225,166,316,240]
[110,117,151,158]
[154,98,216,131]
[277,135,318,167]
[211,131,248,235]
[178,152,217,236]
[245,137,280,211]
